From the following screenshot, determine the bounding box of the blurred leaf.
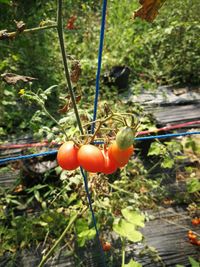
[0,0,10,3]
[124,259,142,267]
[188,256,200,267]
[121,208,145,227]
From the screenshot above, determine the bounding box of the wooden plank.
[154,104,200,125]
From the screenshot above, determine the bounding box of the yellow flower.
[18,89,25,95]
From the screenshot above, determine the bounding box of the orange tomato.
[78,144,105,173]
[192,218,200,226]
[57,141,79,170]
[108,141,133,166]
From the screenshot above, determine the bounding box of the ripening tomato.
[57,141,79,170]
[78,144,105,173]
[192,218,199,226]
[102,242,111,252]
[108,141,133,167]
[102,149,118,174]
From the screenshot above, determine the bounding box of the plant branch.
[0,24,57,40]
[38,206,87,267]
[109,183,135,196]
[57,0,84,135]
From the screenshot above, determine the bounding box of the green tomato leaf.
[187,178,200,193]
[77,228,96,247]
[75,218,88,233]
[113,219,143,242]
[148,142,165,156]
[161,157,174,168]
[124,259,142,267]
[121,208,145,227]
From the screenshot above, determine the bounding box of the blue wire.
[80,168,107,266]
[0,131,200,165]
[87,1,108,265]
[134,131,200,141]
[91,0,107,134]
[0,150,58,165]
[93,131,200,145]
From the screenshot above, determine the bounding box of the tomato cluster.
[187,217,200,246]
[188,230,200,246]
[57,141,133,174]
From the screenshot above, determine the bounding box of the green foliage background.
[0,0,200,137]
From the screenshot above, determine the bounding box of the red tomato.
[102,242,111,252]
[102,149,118,174]
[108,141,133,167]
[77,144,105,173]
[57,141,79,170]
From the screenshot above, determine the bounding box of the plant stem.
[57,0,84,135]
[109,183,135,196]
[121,237,126,267]
[42,105,67,138]
[38,207,87,267]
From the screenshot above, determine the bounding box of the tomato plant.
[77,144,105,173]
[57,141,79,170]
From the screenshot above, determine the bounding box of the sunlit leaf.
[121,208,145,227]
[113,219,143,242]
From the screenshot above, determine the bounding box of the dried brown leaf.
[133,0,167,22]
[70,61,81,83]
[1,73,37,85]
[58,95,81,114]
[58,102,70,114]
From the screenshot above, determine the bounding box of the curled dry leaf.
[133,0,167,22]
[58,95,81,114]
[1,73,37,85]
